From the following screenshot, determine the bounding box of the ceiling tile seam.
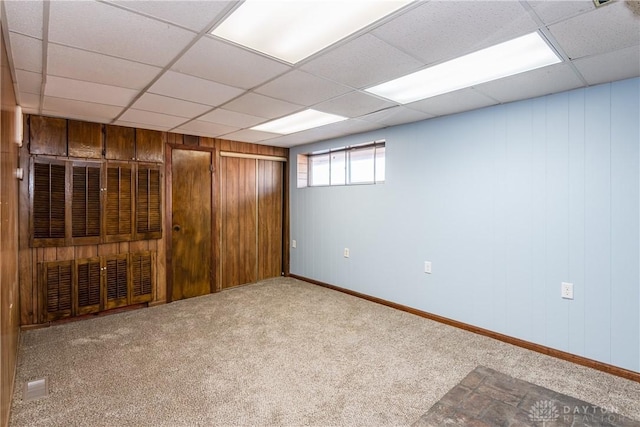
[520,1,589,87]
[97,0,199,35]
[38,0,51,116]
[46,40,166,71]
[0,3,23,106]
[523,0,596,27]
[110,5,240,125]
[42,94,143,110]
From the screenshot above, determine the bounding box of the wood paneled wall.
[1,27,21,427]
[19,126,289,324]
[167,133,288,293]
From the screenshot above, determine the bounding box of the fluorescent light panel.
[211,0,413,64]
[366,32,562,104]
[252,109,346,134]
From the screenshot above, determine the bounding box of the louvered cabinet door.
[71,162,102,245]
[41,260,73,321]
[75,257,102,315]
[104,254,129,309]
[135,165,162,240]
[130,251,154,304]
[104,163,134,242]
[31,160,68,247]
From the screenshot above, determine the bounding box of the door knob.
[173,224,181,232]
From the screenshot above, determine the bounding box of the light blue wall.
[289,78,640,373]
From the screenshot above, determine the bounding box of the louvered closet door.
[42,260,73,321]
[71,162,102,245]
[104,164,133,242]
[32,161,67,247]
[104,254,128,309]
[136,165,162,240]
[75,257,101,315]
[130,251,154,304]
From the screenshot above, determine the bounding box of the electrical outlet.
[343,248,350,258]
[292,239,297,248]
[424,261,432,274]
[561,282,574,300]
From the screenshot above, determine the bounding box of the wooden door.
[220,156,257,289]
[257,160,283,280]
[170,149,212,300]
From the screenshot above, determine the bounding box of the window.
[298,141,385,188]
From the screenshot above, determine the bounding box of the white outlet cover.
[424,261,432,274]
[292,239,297,248]
[344,248,350,258]
[561,282,574,300]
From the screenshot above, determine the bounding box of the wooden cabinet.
[104,163,134,242]
[75,257,101,315]
[40,252,155,321]
[31,160,67,246]
[136,164,162,240]
[31,159,162,247]
[105,126,164,162]
[105,125,135,161]
[68,120,102,158]
[71,161,102,245]
[136,129,163,163]
[41,260,73,322]
[30,116,67,156]
[105,254,129,310]
[28,116,163,163]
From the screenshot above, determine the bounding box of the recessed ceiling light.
[252,109,347,134]
[211,0,413,64]
[366,32,562,104]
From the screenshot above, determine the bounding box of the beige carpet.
[10,278,640,426]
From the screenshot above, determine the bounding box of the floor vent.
[23,378,48,402]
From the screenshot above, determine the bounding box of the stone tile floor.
[413,366,640,427]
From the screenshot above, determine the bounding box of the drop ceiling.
[2,0,639,148]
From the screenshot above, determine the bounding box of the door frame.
[165,144,217,302]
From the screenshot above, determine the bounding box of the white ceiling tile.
[149,70,244,107]
[407,88,498,117]
[45,76,139,107]
[221,129,280,144]
[119,108,186,129]
[19,93,41,111]
[223,93,302,119]
[527,1,595,25]
[43,96,123,121]
[255,70,351,106]
[300,34,423,89]
[573,46,640,86]
[172,36,291,89]
[314,91,398,118]
[475,63,584,103]
[108,1,233,32]
[47,43,161,90]
[292,119,384,142]
[548,1,640,59]
[15,70,42,95]
[9,32,42,73]
[360,106,434,127]
[132,93,212,119]
[199,109,265,128]
[48,1,196,67]
[372,1,538,65]
[174,120,239,138]
[268,119,384,148]
[4,0,43,39]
